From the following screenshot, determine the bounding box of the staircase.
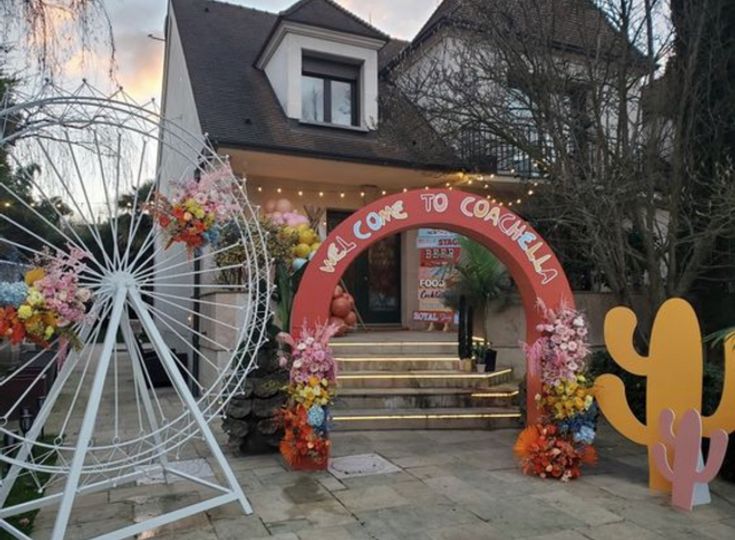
[330,332,521,430]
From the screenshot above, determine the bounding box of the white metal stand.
[0,279,252,539]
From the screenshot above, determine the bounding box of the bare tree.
[1,0,114,77]
[385,0,735,333]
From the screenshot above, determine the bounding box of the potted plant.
[473,341,488,373]
[443,237,511,366]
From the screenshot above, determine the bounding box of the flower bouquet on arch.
[277,321,340,470]
[515,300,598,480]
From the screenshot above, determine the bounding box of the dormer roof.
[279,0,389,41]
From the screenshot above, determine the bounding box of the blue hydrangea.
[0,281,28,308]
[307,405,326,429]
[203,226,221,246]
[558,403,597,445]
[573,425,596,445]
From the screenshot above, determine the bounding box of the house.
[158,0,631,338]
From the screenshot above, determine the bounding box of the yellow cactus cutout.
[595,298,735,492]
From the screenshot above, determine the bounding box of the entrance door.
[327,209,402,325]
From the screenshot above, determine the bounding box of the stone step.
[330,339,457,356]
[336,368,513,389]
[331,407,522,431]
[336,356,461,372]
[334,385,519,409]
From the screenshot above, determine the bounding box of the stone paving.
[32,422,735,539]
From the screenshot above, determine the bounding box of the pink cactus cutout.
[652,408,729,511]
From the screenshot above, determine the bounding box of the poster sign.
[413,229,461,324]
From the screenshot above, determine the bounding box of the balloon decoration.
[262,199,321,269]
[329,285,357,336]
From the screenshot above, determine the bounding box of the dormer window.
[301,54,360,127]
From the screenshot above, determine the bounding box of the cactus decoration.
[595,298,735,492]
[652,409,728,511]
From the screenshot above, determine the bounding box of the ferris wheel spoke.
[120,312,171,453]
[0,212,106,280]
[147,289,248,310]
[132,305,206,392]
[93,130,122,268]
[60,133,118,271]
[124,222,166,276]
[142,300,237,361]
[138,289,241,333]
[34,139,114,274]
[140,260,246,285]
[0,172,100,275]
[134,239,244,282]
[120,140,154,269]
[56,299,114,440]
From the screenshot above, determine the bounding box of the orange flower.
[580,445,598,465]
[514,425,542,459]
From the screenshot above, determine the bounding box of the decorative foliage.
[149,165,238,254]
[515,300,596,480]
[442,237,511,342]
[652,408,728,511]
[0,246,91,349]
[277,322,340,468]
[595,298,735,492]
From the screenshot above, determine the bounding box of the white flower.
[76,288,92,303]
[573,316,584,327]
[297,343,307,351]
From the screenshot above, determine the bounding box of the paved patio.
[32,422,735,539]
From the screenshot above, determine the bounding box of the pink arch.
[290,189,574,424]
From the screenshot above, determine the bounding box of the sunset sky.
[100,0,442,104]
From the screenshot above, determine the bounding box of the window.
[301,54,360,127]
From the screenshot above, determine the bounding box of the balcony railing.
[457,124,555,177]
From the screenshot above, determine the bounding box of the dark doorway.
[327,209,402,325]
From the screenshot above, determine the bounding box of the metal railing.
[457,124,555,177]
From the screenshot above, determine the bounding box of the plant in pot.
[472,341,488,373]
[443,237,511,369]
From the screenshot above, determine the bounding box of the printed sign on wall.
[414,229,461,324]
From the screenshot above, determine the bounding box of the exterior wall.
[260,23,382,129]
[155,6,206,362]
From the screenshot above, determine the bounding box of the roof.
[407,0,646,64]
[169,0,457,171]
[279,0,388,41]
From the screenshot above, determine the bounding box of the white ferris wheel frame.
[0,83,271,540]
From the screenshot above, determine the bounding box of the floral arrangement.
[150,165,239,254]
[262,198,321,271]
[515,301,598,480]
[514,423,598,481]
[277,322,340,469]
[0,247,92,350]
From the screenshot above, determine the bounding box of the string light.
[251,181,535,208]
